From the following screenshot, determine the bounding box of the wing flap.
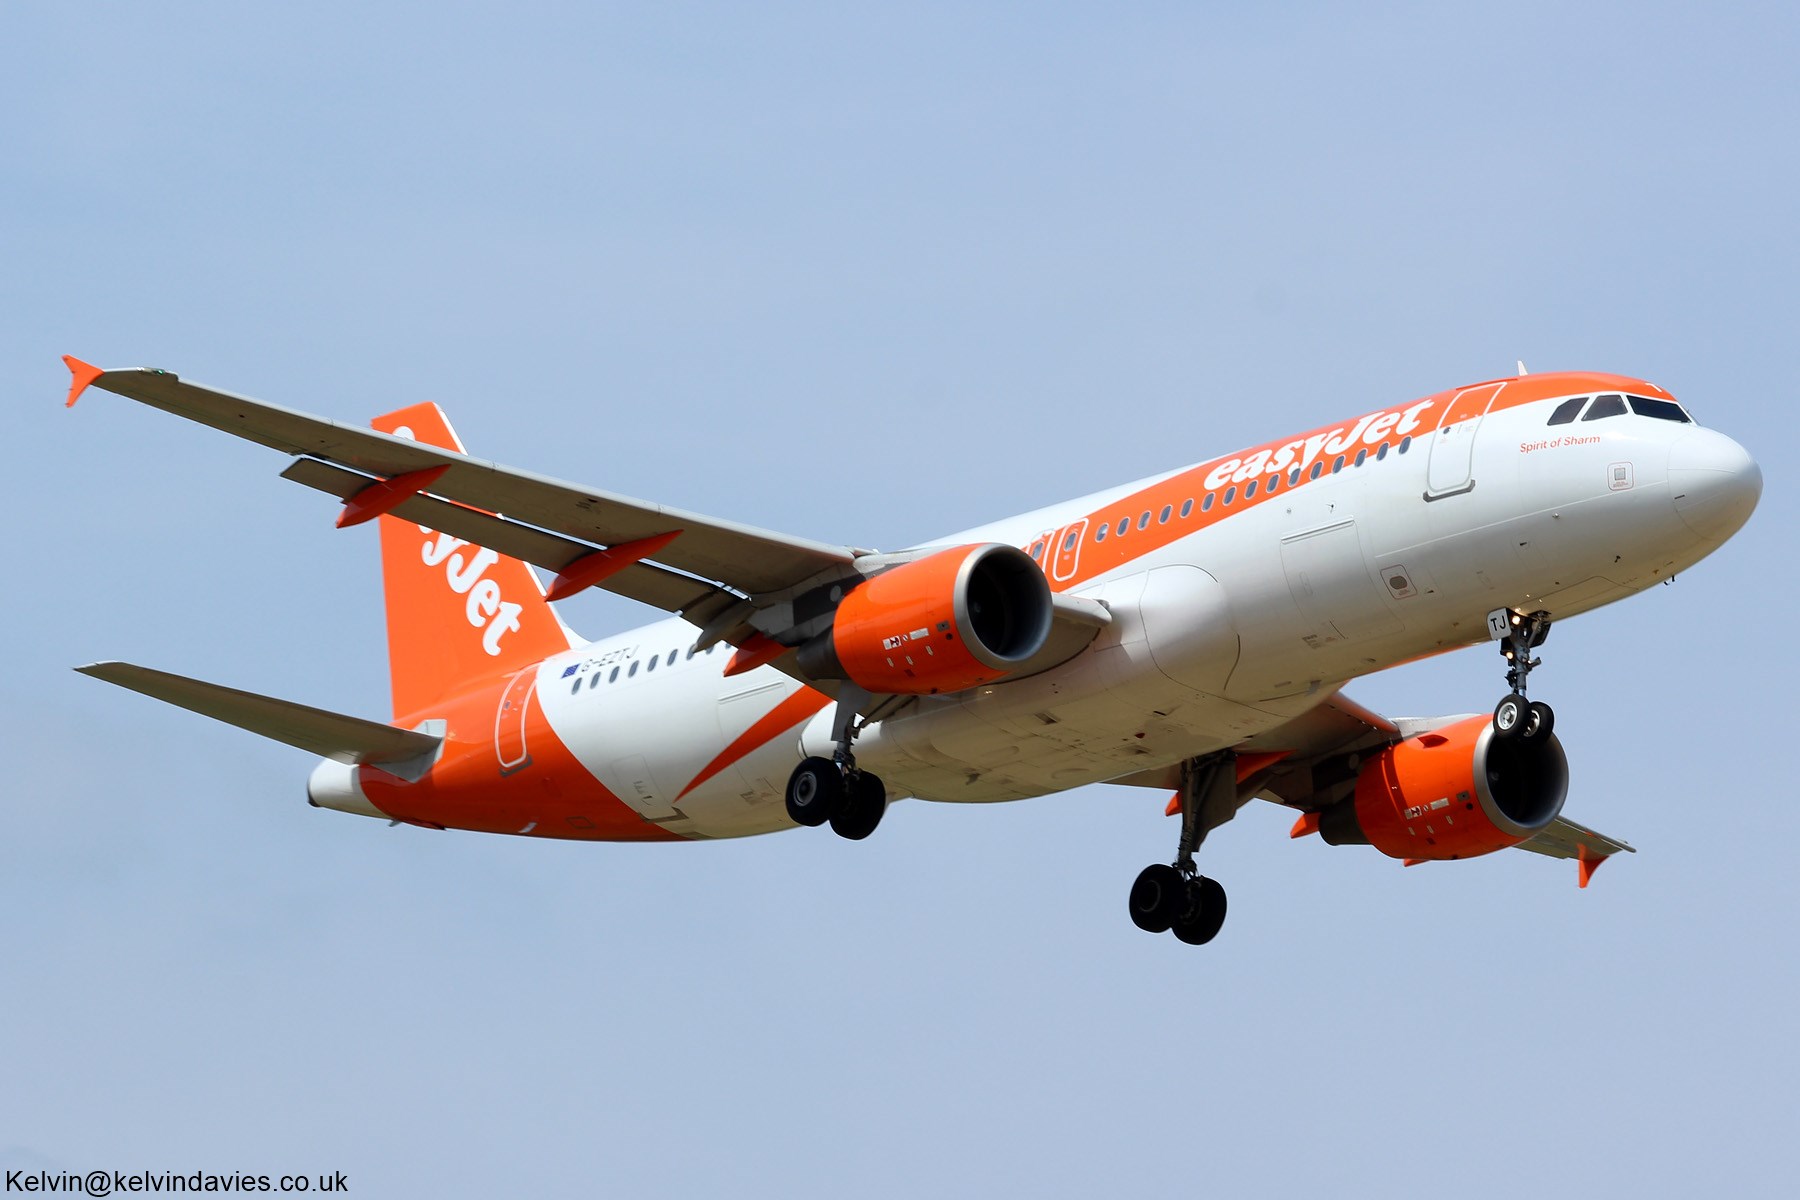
[76,662,440,766]
[279,457,729,617]
[82,366,858,595]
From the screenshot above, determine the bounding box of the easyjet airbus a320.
[66,357,1760,945]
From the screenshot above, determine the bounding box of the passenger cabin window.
[1244,480,1258,499]
[1223,486,1236,505]
[1029,540,1046,562]
[1309,461,1323,480]
[1399,436,1412,453]
[1159,504,1172,523]
[609,666,621,682]
[1116,517,1130,537]
[1180,498,1193,518]
[1630,395,1691,423]
[1353,449,1367,467]
[1547,397,1587,425]
[1583,394,1628,421]
[1138,512,1150,530]
[628,661,639,677]
[1094,523,1107,542]
[1201,493,1215,512]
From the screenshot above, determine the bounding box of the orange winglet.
[723,632,788,678]
[336,465,452,528]
[63,355,105,408]
[1576,847,1609,889]
[1401,857,1426,868]
[1289,812,1321,839]
[545,530,683,602]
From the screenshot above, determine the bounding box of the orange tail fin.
[368,403,575,721]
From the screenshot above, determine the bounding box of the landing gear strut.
[1128,752,1233,946]
[1489,607,1555,743]
[784,684,888,840]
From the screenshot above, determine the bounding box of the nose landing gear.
[784,685,888,840]
[1489,608,1555,742]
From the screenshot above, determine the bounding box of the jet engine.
[1318,715,1568,861]
[796,543,1053,695]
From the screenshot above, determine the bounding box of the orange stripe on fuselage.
[676,686,832,801]
[1023,371,1670,592]
[359,670,682,842]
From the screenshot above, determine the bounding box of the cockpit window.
[1582,394,1628,421]
[1547,397,1587,425]
[1629,395,1691,423]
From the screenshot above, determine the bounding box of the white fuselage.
[522,385,1755,840]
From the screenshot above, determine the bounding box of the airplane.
[63,356,1761,945]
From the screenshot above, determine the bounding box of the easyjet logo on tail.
[418,530,523,655]
[387,420,521,658]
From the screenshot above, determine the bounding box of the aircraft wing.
[1514,816,1636,884]
[69,362,861,597]
[1116,691,1634,886]
[67,359,1112,698]
[277,457,735,620]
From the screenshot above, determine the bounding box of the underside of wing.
[1115,690,1634,886]
[74,363,860,595]
[68,360,1118,713]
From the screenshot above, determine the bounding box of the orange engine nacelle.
[1318,715,1568,861]
[796,543,1053,695]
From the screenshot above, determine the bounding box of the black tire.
[1129,864,1186,933]
[1520,700,1555,743]
[1493,693,1528,739]
[830,772,887,841]
[785,757,843,827]
[1171,877,1227,946]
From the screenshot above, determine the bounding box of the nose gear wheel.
[1490,608,1556,741]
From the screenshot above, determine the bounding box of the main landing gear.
[1489,607,1555,743]
[1128,751,1233,946]
[784,685,888,840]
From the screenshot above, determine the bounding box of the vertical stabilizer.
[368,403,574,720]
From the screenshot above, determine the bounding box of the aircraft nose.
[1669,427,1762,542]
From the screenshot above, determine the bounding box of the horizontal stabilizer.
[75,662,440,765]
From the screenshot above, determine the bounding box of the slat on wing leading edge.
[83,366,858,595]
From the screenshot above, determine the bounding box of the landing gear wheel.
[1521,700,1555,743]
[1171,877,1228,946]
[784,757,843,827]
[1128,864,1186,934]
[829,772,887,841]
[1493,693,1529,739]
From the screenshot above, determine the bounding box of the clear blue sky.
[5,3,1795,1196]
